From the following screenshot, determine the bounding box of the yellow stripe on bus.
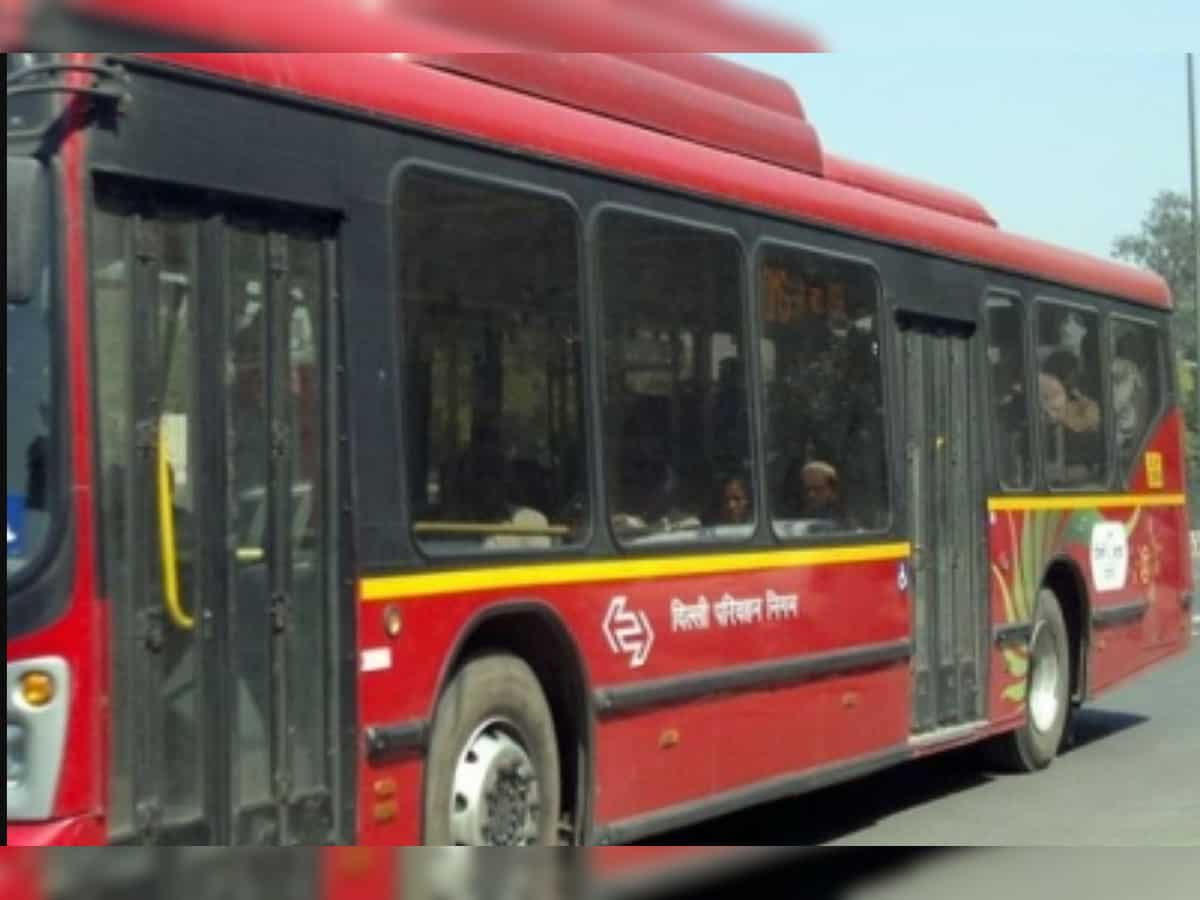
[986,493,1186,512]
[360,541,912,602]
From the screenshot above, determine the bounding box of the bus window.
[1036,302,1106,488]
[398,168,586,555]
[758,245,888,535]
[1109,317,1164,476]
[985,294,1033,489]
[597,212,753,546]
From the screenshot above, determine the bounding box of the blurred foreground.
[3,847,1199,900]
[6,0,825,52]
[0,848,782,900]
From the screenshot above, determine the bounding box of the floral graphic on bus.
[990,504,1146,705]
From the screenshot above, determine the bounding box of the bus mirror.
[7,156,48,306]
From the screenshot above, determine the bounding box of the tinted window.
[399,169,586,555]
[986,294,1033,489]
[1110,317,1165,475]
[6,220,55,583]
[1036,302,1107,487]
[90,194,206,835]
[759,245,888,535]
[598,212,752,546]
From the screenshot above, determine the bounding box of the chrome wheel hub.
[1028,620,1061,735]
[449,718,541,846]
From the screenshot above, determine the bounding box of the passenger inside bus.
[703,472,753,526]
[1039,349,1102,484]
[472,450,553,551]
[611,451,702,539]
[775,458,842,533]
[1111,329,1152,464]
[800,460,842,521]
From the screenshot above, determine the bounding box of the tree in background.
[1112,189,1199,522]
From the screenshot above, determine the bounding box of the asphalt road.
[673,847,1200,900]
[649,642,1199,848]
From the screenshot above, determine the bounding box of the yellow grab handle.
[156,423,194,630]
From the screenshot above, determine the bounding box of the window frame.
[391,159,594,562]
[590,200,759,552]
[750,236,895,543]
[1107,309,1170,487]
[981,287,1035,493]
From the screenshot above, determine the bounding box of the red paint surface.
[0,850,41,900]
[413,52,824,175]
[356,557,909,840]
[5,816,106,848]
[54,0,825,52]
[985,415,1191,726]
[823,153,996,226]
[592,667,908,822]
[321,849,397,900]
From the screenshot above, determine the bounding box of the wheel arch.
[1041,554,1091,705]
[431,598,596,844]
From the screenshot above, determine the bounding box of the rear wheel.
[423,653,562,845]
[991,587,1072,772]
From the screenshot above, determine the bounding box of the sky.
[725,1,1199,261]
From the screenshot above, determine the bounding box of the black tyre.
[423,653,561,845]
[990,587,1072,772]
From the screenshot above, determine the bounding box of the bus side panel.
[1125,410,1193,653]
[1124,408,1186,496]
[354,554,910,842]
[986,410,1189,724]
[988,501,1186,725]
[591,665,909,824]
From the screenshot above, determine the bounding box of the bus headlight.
[7,656,69,821]
[19,671,57,707]
[7,723,26,783]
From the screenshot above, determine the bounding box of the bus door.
[223,219,339,845]
[898,314,989,734]
[94,184,339,845]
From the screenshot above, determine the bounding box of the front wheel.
[991,587,1072,772]
[423,653,562,845]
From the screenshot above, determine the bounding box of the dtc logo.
[602,595,654,669]
[1090,520,1128,593]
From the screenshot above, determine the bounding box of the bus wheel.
[423,653,562,845]
[993,588,1072,772]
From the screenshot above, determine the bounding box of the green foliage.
[1112,190,1198,354]
[1113,190,1200,523]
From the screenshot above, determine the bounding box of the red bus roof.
[46,0,825,51]
[823,154,997,228]
[139,53,1170,309]
[393,0,827,51]
[414,53,824,176]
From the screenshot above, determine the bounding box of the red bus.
[6,29,1192,847]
